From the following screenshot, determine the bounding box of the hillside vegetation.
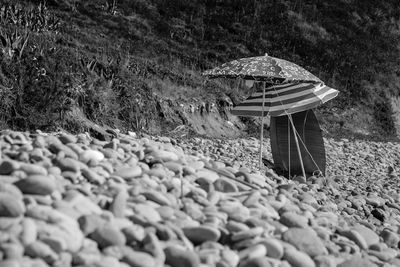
[1,0,400,139]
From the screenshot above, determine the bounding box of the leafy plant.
[0,2,60,33]
[0,28,29,60]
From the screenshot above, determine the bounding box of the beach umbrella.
[203,53,339,177]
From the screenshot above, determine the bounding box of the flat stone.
[183,225,221,244]
[49,142,79,159]
[25,241,58,264]
[196,169,220,183]
[368,248,397,262]
[0,160,20,175]
[73,251,101,266]
[121,246,156,267]
[164,245,200,267]
[0,260,21,267]
[242,191,261,207]
[150,150,179,162]
[156,205,175,220]
[142,190,171,206]
[0,183,23,199]
[283,247,315,267]
[282,227,327,257]
[238,244,267,261]
[41,236,68,253]
[238,256,272,267]
[25,204,65,223]
[113,166,142,179]
[187,160,205,170]
[90,223,126,248]
[219,201,250,222]
[225,220,250,233]
[134,204,161,223]
[0,242,24,259]
[80,150,105,164]
[299,192,319,208]
[214,178,238,193]
[58,133,77,144]
[337,256,377,267]
[142,232,165,264]
[366,196,385,207]
[55,157,81,172]
[221,249,240,267]
[109,190,129,218]
[313,255,337,267]
[102,246,124,259]
[339,229,368,250]
[352,224,380,247]
[81,168,105,184]
[389,258,400,266]
[95,256,122,267]
[164,161,183,174]
[14,175,56,195]
[0,193,25,217]
[183,166,196,176]
[64,191,102,215]
[258,238,284,259]
[20,218,37,245]
[31,211,83,253]
[231,227,264,242]
[122,224,146,243]
[380,228,400,248]
[146,167,167,179]
[279,212,309,228]
[19,163,48,176]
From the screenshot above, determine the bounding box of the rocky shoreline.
[0,130,399,267]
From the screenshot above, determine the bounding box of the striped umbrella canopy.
[203,53,321,84]
[231,82,339,117]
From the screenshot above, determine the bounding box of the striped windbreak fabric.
[231,82,339,117]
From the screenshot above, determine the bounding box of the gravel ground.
[0,129,400,267]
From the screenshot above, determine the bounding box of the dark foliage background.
[1,0,400,139]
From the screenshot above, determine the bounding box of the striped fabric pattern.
[231,82,339,117]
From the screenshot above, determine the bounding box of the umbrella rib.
[291,121,324,177]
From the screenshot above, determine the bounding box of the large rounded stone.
[0,160,20,175]
[339,229,368,250]
[25,241,58,264]
[337,256,377,267]
[0,193,25,217]
[238,257,272,267]
[90,223,126,248]
[109,190,129,218]
[283,247,315,267]
[113,166,142,179]
[14,175,56,195]
[282,227,327,257]
[164,245,200,267]
[279,212,309,228]
[258,238,284,259]
[80,150,105,163]
[121,246,156,267]
[183,225,221,244]
[352,224,379,247]
[380,228,400,248]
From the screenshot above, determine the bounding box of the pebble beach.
[0,130,400,267]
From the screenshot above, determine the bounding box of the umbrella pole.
[259,82,266,171]
[259,117,264,170]
[288,114,306,178]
